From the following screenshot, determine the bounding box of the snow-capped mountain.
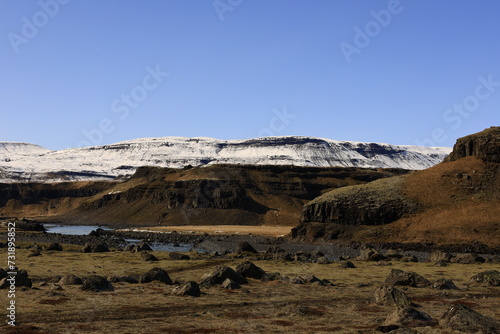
[0,136,452,183]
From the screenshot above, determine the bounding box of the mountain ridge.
[0,136,451,183]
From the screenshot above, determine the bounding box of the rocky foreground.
[1,239,499,334]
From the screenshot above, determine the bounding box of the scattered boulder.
[82,242,109,253]
[385,269,431,288]
[262,272,282,282]
[428,250,452,263]
[169,252,191,260]
[139,268,173,284]
[451,253,485,264]
[45,243,63,251]
[282,274,324,285]
[81,275,114,292]
[172,281,201,297]
[200,266,248,288]
[469,270,500,287]
[431,278,459,290]
[107,275,138,284]
[124,244,137,252]
[441,304,500,333]
[59,274,83,285]
[222,278,241,289]
[401,255,418,263]
[235,261,266,279]
[235,241,258,254]
[360,246,386,261]
[0,270,32,289]
[136,242,152,252]
[340,261,356,268]
[384,307,437,327]
[140,252,159,262]
[374,285,412,307]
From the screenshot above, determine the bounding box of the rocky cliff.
[292,127,500,247]
[0,165,407,227]
[445,126,500,163]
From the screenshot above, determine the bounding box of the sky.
[1,0,499,151]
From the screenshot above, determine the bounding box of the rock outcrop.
[445,126,500,163]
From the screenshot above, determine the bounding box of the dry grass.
[1,247,499,333]
[129,225,293,237]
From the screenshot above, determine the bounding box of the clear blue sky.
[1,0,499,150]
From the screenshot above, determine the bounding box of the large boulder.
[469,270,500,287]
[139,268,173,284]
[235,261,266,279]
[441,304,500,333]
[359,246,385,261]
[172,281,201,297]
[169,252,190,260]
[221,278,241,289]
[140,252,159,262]
[451,253,485,264]
[235,241,258,254]
[59,274,83,285]
[136,242,152,252]
[385,269,431,288]
[82,242,109,253]
[431,278,459,290]
[0,270,32,289]
[428,250,452,263]
[374,285,412,307]
[384,307,437,327]
[45,243,63,251]
[81,275,114,292]
[200,266,248,288]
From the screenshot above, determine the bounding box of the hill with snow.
[0,136,451,183]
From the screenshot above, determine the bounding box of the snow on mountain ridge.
[0,136,452,183]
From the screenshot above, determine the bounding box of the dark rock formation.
[81,275,114,292]
[221,278,241,289]
[82,242,109,253]
[45,243,63,251]
[300,176,417,226]
[384,307,437,327]
[374,285,412,307]
[200,266,248,288]
[385,269,431,288]
[59,274,83,285]
[140,252,158,262]
[431,278,459,290]
[469,270,500,286]
[169,252,190,260]
[0,270,32,289]
[172,281,201,297]
[139,268,173,284]
[445,126,500,163]
[235,261,266,279]
[235,241,258,254]
[441,304,500,333]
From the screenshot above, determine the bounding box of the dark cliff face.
[0,164,407,226]
[445,126,500,163]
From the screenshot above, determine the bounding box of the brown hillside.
[0,165,406,227]
[294,127,500,247]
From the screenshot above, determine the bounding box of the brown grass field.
[127,225,293,237]
[1,244,499,334]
